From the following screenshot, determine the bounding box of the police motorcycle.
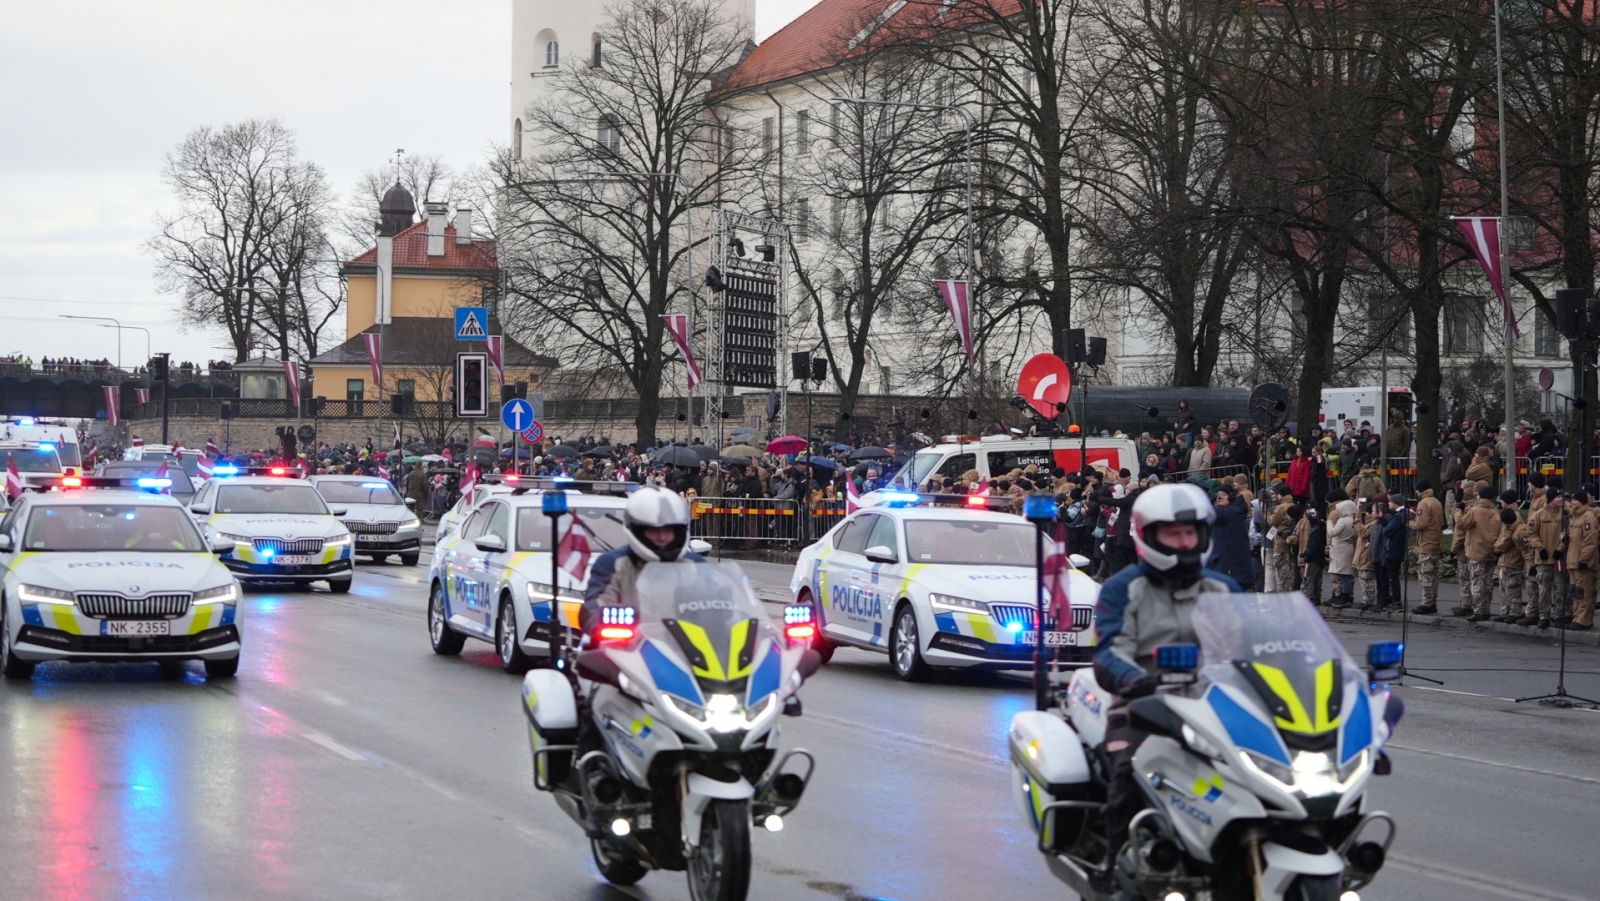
[1009,591,1405,901]
[520,560,821,901]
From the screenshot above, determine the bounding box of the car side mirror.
[863,544,897,564]
[190,506,210,515]
[1068,553,1091,569]
[474,534,507,553]
[209,535,234,554]
[405,497,417,508]
[329,507,349,517]
[687,538,712,555]
[0,534,12,553]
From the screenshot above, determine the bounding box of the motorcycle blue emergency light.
[1155,643,1199,671]
[1023,494,1058,523]
[213,464,238,476]
[600,606,637,626]
[1367,641,1404,669]
[135,477,172,490]
[542,491,569,515]
[783,605,814,624]
[878,491,920,506]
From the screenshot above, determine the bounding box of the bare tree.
[338,152,460,249]
[493,0,749,445]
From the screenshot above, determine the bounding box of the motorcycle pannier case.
[1009,711,1094,851]
[522,670,579,788]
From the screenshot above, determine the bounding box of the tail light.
[966,495,987,506]
[597,605,637,643]
[270,466,287,475]
[783,605,815,643]
[598,625,636,642]
[60,475,83,488]
[785,623,816,642]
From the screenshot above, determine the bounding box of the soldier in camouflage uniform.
[1453,484,1501,620]
[1409,480,1445,614]
[1528,488,1565,628]
[1277,504,1303,592]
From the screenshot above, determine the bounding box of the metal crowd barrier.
[690,496,804,547]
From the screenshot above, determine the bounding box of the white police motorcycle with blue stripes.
[1008,592,1403,901]
[518,562,819,901]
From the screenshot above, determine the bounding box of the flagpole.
[1496,0,1517,481]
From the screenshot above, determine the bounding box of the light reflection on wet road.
[0,558,1596,900]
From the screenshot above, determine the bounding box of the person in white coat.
[1326,489,1357,607]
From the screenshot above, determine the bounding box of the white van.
[1319,387,1413,431]
[0,419,81,469]
[123,443,201,478]
[883,435,1141,491]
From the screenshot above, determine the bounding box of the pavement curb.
[1325,605,1600,647]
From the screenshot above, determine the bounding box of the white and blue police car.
[187,466,355,592]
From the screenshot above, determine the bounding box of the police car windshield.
[889,453,941,488]
[215,484,330,515]
[904,519,1036,566]
[23,504,205,552]
[316,481,403,505]
[517,504,627,552]
[0,449,62,474]
[98,462,195,494]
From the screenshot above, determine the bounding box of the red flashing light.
[598,625,636,643]
[966,495,987,506]
[270,466,287,476]
[60,476,83,488]
[504,474,520,482]
[785,624,816,642]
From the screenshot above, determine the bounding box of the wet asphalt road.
[1,550,1598,901]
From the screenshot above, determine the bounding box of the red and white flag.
[103,386,120,427]
[974,477,990,497]
[376,463,390,479]
[1454,217,1520,339]
[393,422,402,451]
[4,457,21,500]
[283,360,302,408]
[934,279,974,374]
[197,457,213,481]
[458,460,477,496]
[154,458,169,478]
[363,333,382,391]
[131,434,144,447]
[660,315,702,388]
[1043,524,1074,626]
[206,438,219,457]
[846,474,861,514]
[558,521,592,582]
[83,439,97,467]
[485,335,505,387]
[134,387,150,404]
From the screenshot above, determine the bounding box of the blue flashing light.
[213,464,239,476]
[360,482,389,489]
[783,604,814,624]
[135,478,172,490]
[600,606,637,626]
[1022,494,1058,522]
[38,442,55,451]
[877,491,921,506]
[542,491,569,515]
[549,476,574,483]
[1006,621,1024,633]
[1367,641,1404,669]
[1155,643,1199,671]
[260,548,274,559]
[16,417,33,427]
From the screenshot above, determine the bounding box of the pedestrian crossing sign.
[454,307,488,341]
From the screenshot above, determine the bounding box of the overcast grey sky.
[0,0,818,366]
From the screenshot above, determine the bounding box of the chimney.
[455,206,474,245]
[425,202,448,257]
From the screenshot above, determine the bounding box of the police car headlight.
[397,517,421,530]
[193,583,240,605]
[929,593,991,614]
[325,534,352,547]
[527,583,583,603]
[216,532,251,544]
[17,584,75,605]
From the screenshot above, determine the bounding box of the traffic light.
[1557,289,1585,337]
[149,355,169,381]
[456,353,488,417]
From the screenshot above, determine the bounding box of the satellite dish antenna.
[1249,382,1292,431]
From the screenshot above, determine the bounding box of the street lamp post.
[59,315,130,370]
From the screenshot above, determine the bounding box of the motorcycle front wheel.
[688,799,751,901]
[591,836,646,885]
[1287,874,1341,901]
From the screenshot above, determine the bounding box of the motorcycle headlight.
[1181,723,1222,759]
[325,534,352,547]
[661,692,773,733]
[193,583,240,605]
[929,593,990,615]
[17,583,75,604]
[1337,748,1371,783]
[1241,748,1358,798]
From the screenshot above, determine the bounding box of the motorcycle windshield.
[634,561,779,691]
[1193,592,1357,737]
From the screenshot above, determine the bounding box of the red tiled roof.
[343,220,498,275]
[718,0,1020,93]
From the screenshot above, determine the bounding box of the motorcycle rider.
[1091,483,1241,873]
[582,486,706,634]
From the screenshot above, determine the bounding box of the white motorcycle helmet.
[624,486,692,562]
[1130,483,1215,586]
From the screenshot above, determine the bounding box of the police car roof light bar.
[240,466,307,479]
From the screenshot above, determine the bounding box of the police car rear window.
[215,484,329,515]
[24,505,205,552]
[316,481,403,505]
[903,520,1036,566]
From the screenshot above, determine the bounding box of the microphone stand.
[1517,499,1600,707]
[1396,503,1443,686]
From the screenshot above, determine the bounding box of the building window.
[347,379,364,401]
[513,119,523,159]
[598,115,621,154]
[796,110,811,154]
[1535,306,1561,357]
[1366,293,1408,354]
[592,36,603,68]
[397,379,415,396]
[761,117,774,158]
[1443,293,1485,355]
[794,197,811,243]
[545,40,560,67]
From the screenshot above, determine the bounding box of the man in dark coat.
[1211,484,1255,588]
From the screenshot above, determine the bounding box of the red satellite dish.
[1016,354,1072,419]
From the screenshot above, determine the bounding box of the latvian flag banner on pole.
[934,280,974,374]
[1454,217,1520,339]
[363,333,382,391]
[283,360,302,409]
[102,386,120,427]
[486,335,505,387]
[660,315,702,388]
[134,387,150,404]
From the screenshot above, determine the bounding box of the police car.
[0,441,65,489]
[428,479,633,671]
[187,467,355,592]
[308,475,422,565]
[0,475,243,678]
[790,493,1099,681]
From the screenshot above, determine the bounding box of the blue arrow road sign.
[455,307,488,341]
[501,398,535,432]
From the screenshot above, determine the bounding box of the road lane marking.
[1404,685,1514,701]
[1387,743,1600,787]
[303,731,367,761]
[1386,851,1591,901]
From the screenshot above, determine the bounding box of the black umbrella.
[584,445,618,457]
[546,444,580,458]
[850,445,892,461]
[653,446,703,467]
[691,444,720,461]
